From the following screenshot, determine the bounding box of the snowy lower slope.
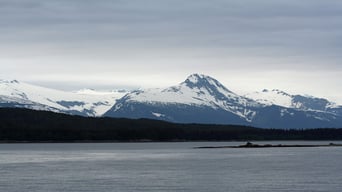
[0,95,61,113]
[0,80,128,116]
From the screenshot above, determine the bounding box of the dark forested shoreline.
[0,108,342,142]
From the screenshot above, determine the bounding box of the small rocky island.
[196,142,342,149]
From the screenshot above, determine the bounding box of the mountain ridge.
[0,79,128,116]
[104,74,342,129]
[1,74,341,129]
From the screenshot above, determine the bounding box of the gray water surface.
[0,142,341,192]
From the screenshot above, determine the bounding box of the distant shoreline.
[1,140,342,144]
[196,142,342,149]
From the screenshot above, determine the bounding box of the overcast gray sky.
[1,0,342,102]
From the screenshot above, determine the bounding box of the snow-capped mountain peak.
[122,74,244,106]
[106,74,261,123]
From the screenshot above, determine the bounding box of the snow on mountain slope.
[1,75,341,129]
[125,74,252,105]
[0,80,128,116]
[105,74,342,128]
[0,95,61,112]
[244,89,339,112]
[244,89,293,108]
[108,74,262,122]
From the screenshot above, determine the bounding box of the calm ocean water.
[0,141,341,192]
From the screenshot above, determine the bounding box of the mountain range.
[1,74,341,129]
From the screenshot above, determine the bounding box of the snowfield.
[0,80,128,116]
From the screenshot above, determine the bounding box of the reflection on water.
[0,141,341,192]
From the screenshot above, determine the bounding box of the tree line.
[0,108,342,142]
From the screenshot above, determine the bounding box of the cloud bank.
[1,0,341,101]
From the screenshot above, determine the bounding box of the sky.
[1,0,342,102]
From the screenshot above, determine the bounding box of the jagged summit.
[184,74,210,84]
[182,74,232,93]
